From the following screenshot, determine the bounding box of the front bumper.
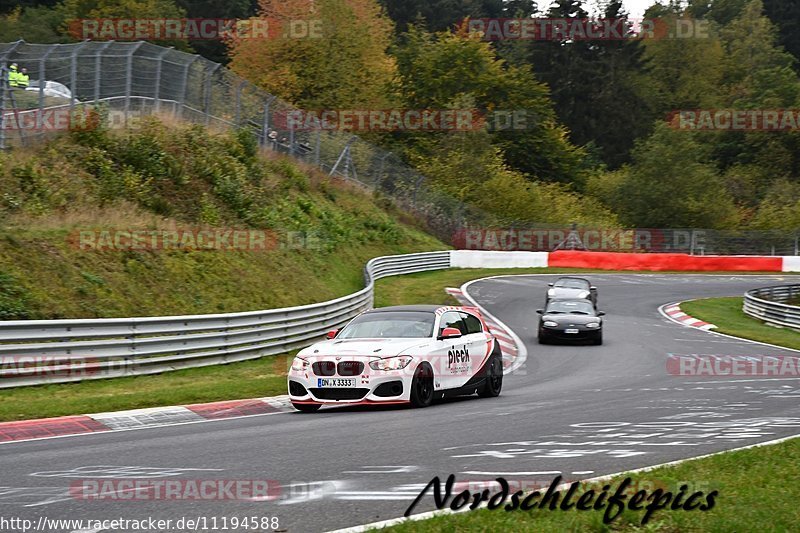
[288,364,413,405]
[539,327,601,342]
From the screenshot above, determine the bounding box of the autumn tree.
[393,26,588,185]
[228,0,396,109]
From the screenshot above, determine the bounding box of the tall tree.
[393,26,588,185]
[175,0,256,63]
[589,122,741,228]
[378,0,517,33]
[528,0,653,169]
[228,0,396,109]
[762,0,800,71]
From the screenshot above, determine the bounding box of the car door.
[460,311,493,379]
[435,311,471,390]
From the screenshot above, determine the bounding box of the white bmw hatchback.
[287,305,503,411]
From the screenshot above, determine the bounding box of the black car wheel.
[292,402,321,413]
[593,332,603,345]
[478,355,503,398]
[410,363,434,408]
[537,327,549,344]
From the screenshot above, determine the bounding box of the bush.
[0,272,32,320]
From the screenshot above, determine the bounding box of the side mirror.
[326,329,339,340]
[547,283,554,287]
[439,327,462,340]
[590,286,597,291]
[536,309,544,314]
[597,311,606,316]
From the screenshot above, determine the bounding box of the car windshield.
[337,311,436,339]
[546,300,595,315]
[554,278,590,289]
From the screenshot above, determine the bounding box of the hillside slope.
[0,118,443,319]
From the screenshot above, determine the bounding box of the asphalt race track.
[2,274,800,533]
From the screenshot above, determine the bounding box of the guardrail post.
[204,63,221,125]
[37,44,58,130]
[314,127,321,166]
[178,56,199,119]
[93,41,113,103]
[261,96,276,147]
[70,41,89,111]
[124,42,144,128]
[152,46,171,113]
[234,81,243,127]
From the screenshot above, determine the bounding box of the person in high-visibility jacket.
[17,67,29,88]
[6,62,21,87]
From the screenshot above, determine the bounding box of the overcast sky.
[623,0,659,18]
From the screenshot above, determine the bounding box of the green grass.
[379,436,800,532]
[681,297,800,350]
[0,355,293,422]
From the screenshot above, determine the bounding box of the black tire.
[409,363,434,408]
[538,331,548,344]
[593,332,603,346]
[478,355,503,398]
[292,402,321,413]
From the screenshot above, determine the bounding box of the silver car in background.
[546,277,598,307]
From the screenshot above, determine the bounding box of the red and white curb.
[446,283,526,374]
[0,396,295,445]
[661,302,717,330]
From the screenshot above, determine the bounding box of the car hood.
[298,338,433,358]
[542,314,600,325]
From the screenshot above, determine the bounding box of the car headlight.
[543,321,559,327]
[547,289,555,296]
[579,291,590,299]
[369,356,413,371]
[586,322,600,328]
[291,357,309,371]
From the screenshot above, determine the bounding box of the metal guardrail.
[0,251,451,388]
[743,285,800,330]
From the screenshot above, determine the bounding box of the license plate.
[317,378,357,388]
[565,329,579,334]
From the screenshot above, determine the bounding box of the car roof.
[366,305,442,313]
[555,276,590,282]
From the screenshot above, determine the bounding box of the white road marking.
[460,471,561,476]
[342,466,417,474]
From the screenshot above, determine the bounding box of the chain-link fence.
[1,40,798,254]
[0,40,487,244]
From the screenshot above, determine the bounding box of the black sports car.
[537,299,605,345]
[546,277,598,307]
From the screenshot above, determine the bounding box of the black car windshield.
[546,300,595,315]
[554,278,590,289]
[337,311,436,339]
